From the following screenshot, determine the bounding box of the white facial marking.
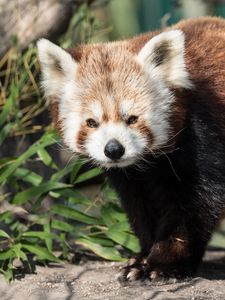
[86,102,104,121]
[85,122,147,168]
[145,82,175,150]
[120,100,135,117]
[59,82,82,151]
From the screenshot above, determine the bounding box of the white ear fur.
[37,39,77,98]
[137,30,192,89]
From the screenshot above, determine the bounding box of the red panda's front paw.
[117,255,146,284]
[143,263,194,282]
[117,258,194,284]
[117,265,143,283]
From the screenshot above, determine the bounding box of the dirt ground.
[1,250,225,300]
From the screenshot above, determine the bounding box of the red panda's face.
[38,31,192,168]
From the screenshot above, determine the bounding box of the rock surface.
[1,250,225,300]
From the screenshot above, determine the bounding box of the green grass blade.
[0,123,14,145]
[0,96,14,128]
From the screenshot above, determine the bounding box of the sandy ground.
[1,250,225,300]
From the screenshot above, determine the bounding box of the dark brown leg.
[118,215,208,283]
[145,234,193,280]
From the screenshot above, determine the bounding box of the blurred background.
[94,0,225,41]
[1,0,225,281]
[2,0,225,56]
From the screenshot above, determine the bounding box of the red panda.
[37,16,225,282]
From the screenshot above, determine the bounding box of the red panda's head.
[37,30,192,168]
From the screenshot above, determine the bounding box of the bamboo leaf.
[101,183,119,201]
[59,232,68,259]
[43,223,53,252]
[101,203,127,225]
[70,159,84,183]
[106,224,140,253]
[74,168,103,184]
[86,236,114,247]
[51,159,81,182]
[0,130,58,184]
[50,189,91,205]
[22,231,57,240]
[13,168,43,186]
[51,219,75,233]
[12,244,28,261]
[0,249,14,260]
[52,204,101,225]
[3,267,13,282]
[0,229,10,239]
[77,237,127,261]
[101,205,115,226]
[22,244,61,263]
[12,182,71,205]
[37,148,58,170]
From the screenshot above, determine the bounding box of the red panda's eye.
[86,118,99,128]
[127,115,138,125]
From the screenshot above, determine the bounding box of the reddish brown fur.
[137,121,154,147]
[77,124,89,151]
[74,44,148,123]
[50,100,62,134]
[148,237,189,266]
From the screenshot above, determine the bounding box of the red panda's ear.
[137,30,192,89]
[37,39,77,98]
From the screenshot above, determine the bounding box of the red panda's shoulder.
[174,16,225,33]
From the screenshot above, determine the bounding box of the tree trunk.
[0,0,92,57]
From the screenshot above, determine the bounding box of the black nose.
[104,139,125,160]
